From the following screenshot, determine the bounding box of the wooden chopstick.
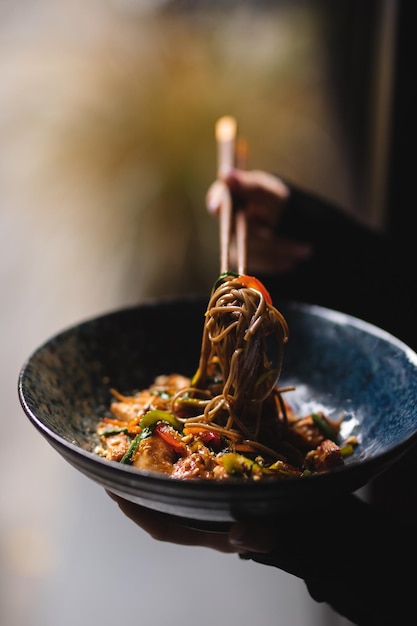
[235,136,248,275]
[215,116,237,178]
[235,210,247,276]
[215,116,248,276]
[215,116,237,275]
[219,184,232,274]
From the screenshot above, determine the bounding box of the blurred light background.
[1,1,397,625]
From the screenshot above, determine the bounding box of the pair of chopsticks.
[215,116,247,276]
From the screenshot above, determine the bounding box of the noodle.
[94,274,358,479]
[187,274,289,440]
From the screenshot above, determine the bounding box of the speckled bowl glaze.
[18,296,417,524]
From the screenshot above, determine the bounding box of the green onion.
[340,444,354,458]
[120,433,143,464]
[220,452,260,475]
[213,271,239,291]
[100,427,128,437]
[311,412,337,441]
[255,368,279,389]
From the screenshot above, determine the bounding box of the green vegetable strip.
[120,433,143,465]
[139,410,181,431]
[340,444,354,458]
[311,412,337,441]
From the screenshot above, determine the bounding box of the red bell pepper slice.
[214,272,273,305]
[237,274,273,305]
[154,423,186,454]
[198,430,223,450]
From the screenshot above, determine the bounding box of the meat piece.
[171,447,223,480]
[153,373,190,390]
[110,390,154,422]
[305,439,344,472]
[132,435,177,475]
[109,374,191,422]
[287,412,340,451]
[96,432,130,462]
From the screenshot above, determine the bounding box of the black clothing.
[245,2,417,622]
[247,185,417,625]
[240,493,415,626]
[264,184,417,352]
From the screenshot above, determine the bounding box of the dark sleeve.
[239,494,416,625]
[261,184,417,350]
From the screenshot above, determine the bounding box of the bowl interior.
[18,296,417,521]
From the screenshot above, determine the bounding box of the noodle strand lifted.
[95,273,358,479]
[187,273,289,442]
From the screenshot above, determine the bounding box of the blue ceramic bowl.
[18,296,417,523]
